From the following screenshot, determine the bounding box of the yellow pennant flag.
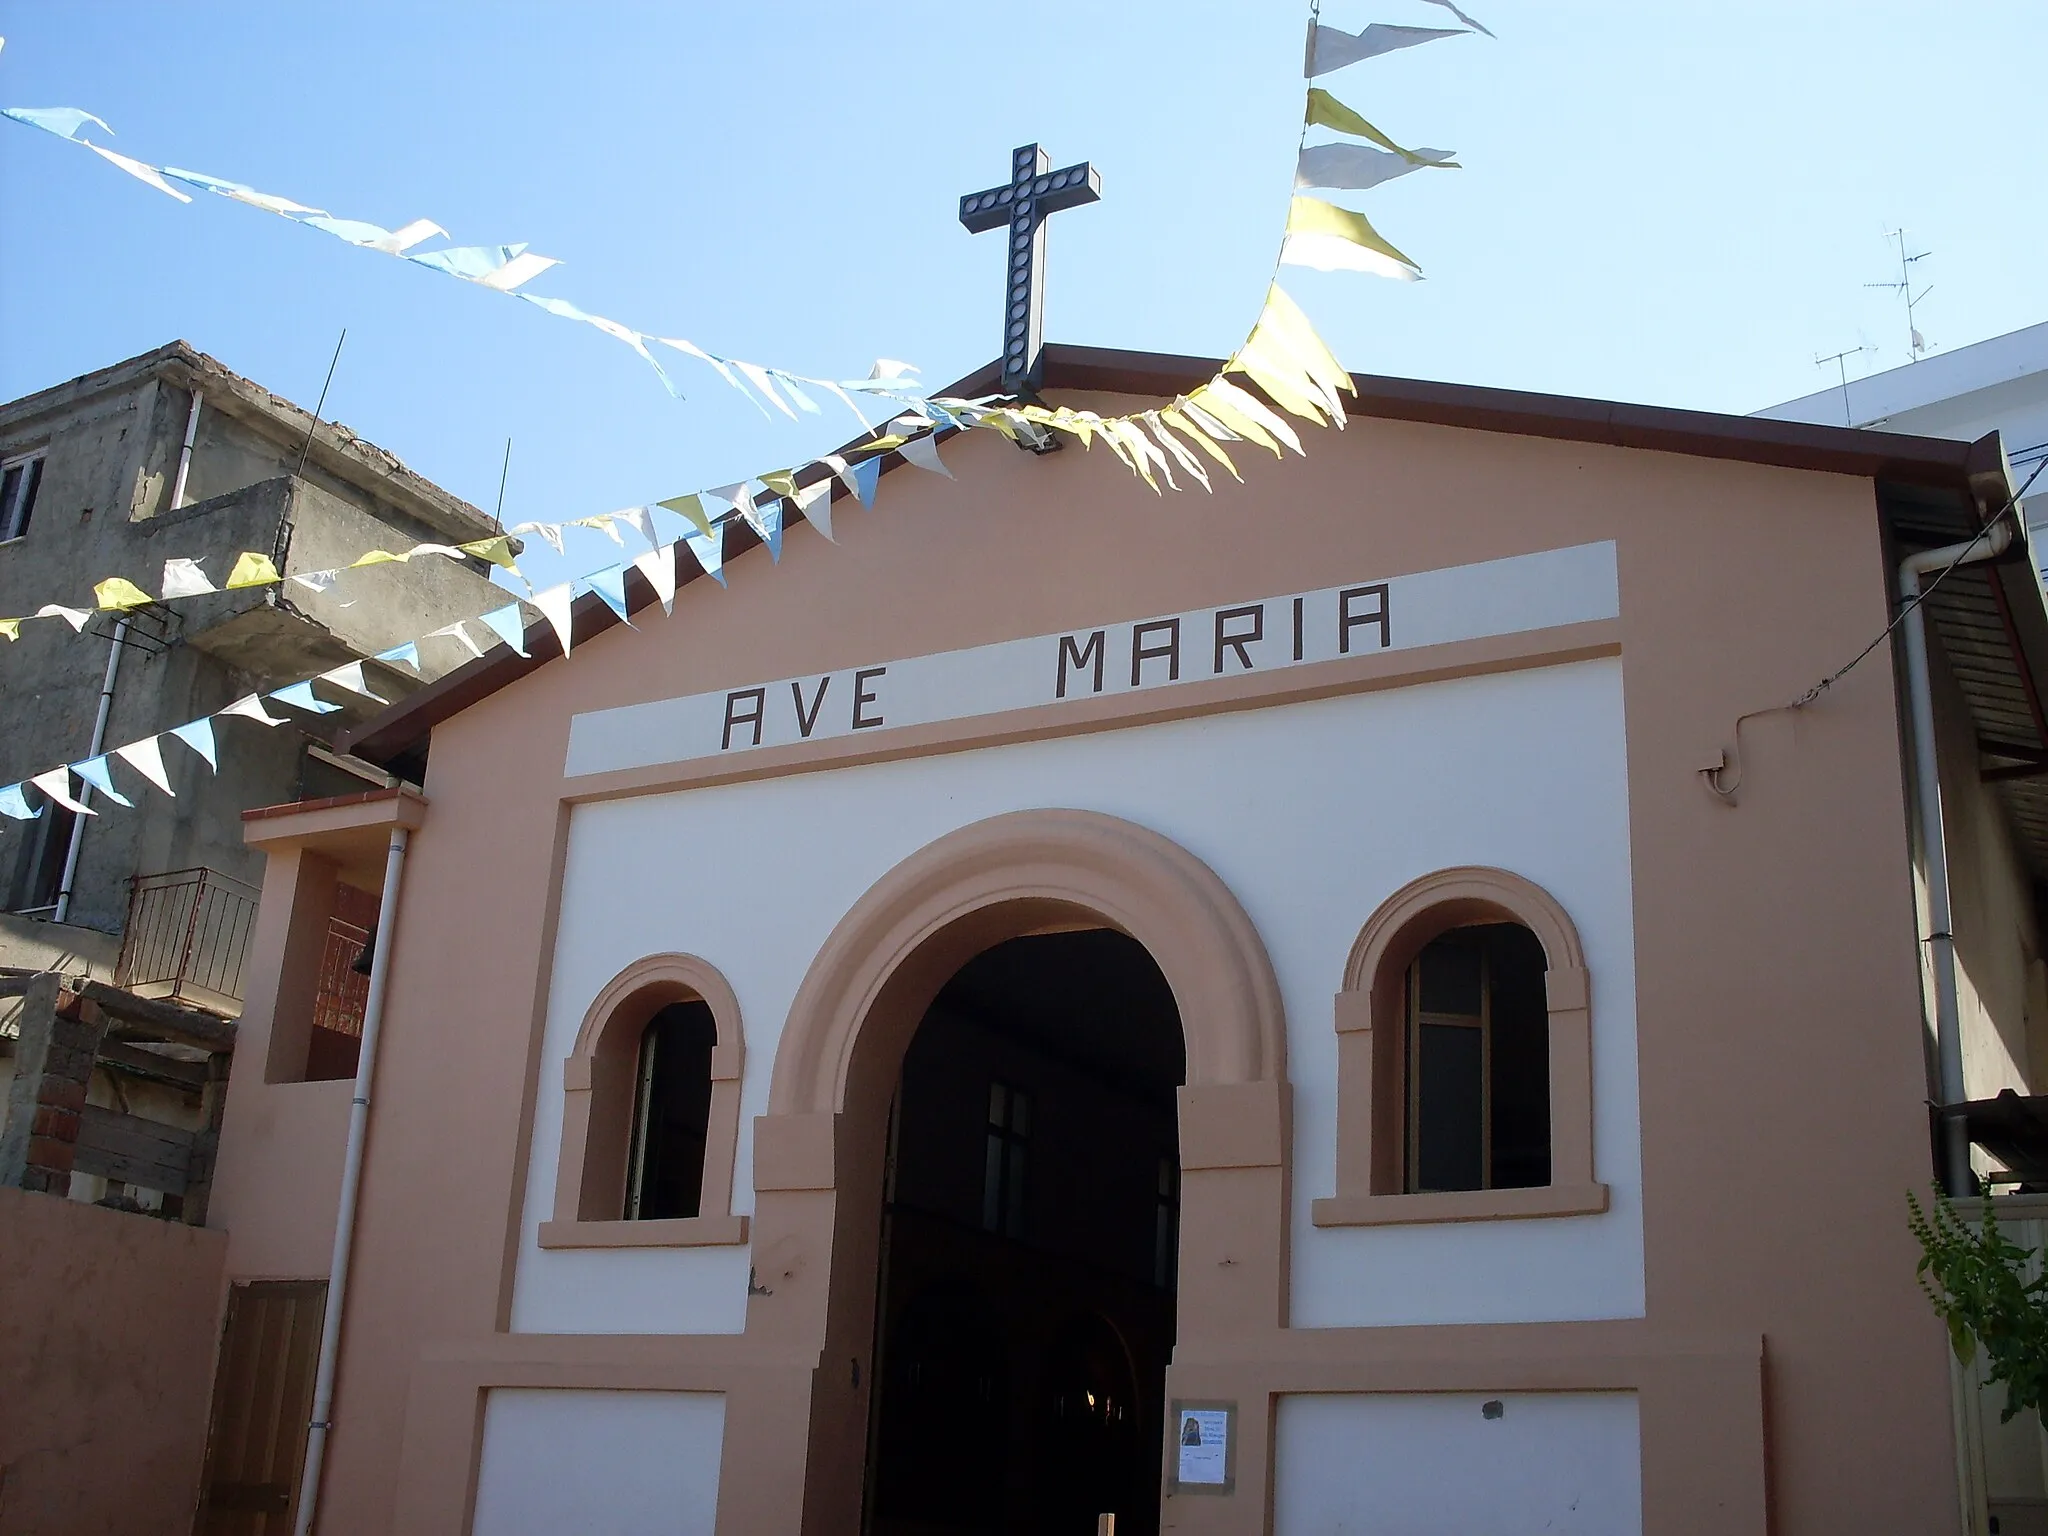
[1227,344,1330,426]
[225,551,283,589]
[759,470,799,498]
[347,550,406,569]
[458,535,519,569]
[854,434,909,455]
[1251,286,1355,403]
[1187,383,1284,458]
[1159,405,1241,481]
[1202,377,1305,456]
[93,576,157,611]
[1305,89,1438,165]
[657,494,713,538]
[1284,197,1420,276]
[0,619,19,641]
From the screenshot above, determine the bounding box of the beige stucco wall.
[219,402,1978,1532]
[0,1186,224,1536]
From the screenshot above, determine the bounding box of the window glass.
[624,1001,717,1220]
[1406,923,1550,1193]
[982,1080,1030,1239]
[1,457,44,541]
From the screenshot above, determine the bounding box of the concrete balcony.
[142,474,512,704]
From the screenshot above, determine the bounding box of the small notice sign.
[1169,1400,1236,1494]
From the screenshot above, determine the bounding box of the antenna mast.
[1865,229,1934,361]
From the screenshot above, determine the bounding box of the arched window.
[1403,922,1549,1194]
[624,1002,719,1220]
[1314,868,1607,1226]
[540,955,748,1248]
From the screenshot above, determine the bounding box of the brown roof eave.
[341,344,1989,769]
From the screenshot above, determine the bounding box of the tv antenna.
[1866,229,1933,361]
[1814,344,1874,426]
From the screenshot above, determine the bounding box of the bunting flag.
[1306,21,1465,76]
[0,3,1487,824]
[72,756,135,809]
[1419,0,1494,39]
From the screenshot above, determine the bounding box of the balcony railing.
[115,868,261,1016]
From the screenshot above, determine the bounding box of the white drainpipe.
[169,387,203,513]
[294,825,409,1536]
[52,389,204,923]
[1898,516,2014,1197]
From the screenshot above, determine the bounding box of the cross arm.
[957,162,1102,232]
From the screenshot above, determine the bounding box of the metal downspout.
[293,825,409,1536]
[52,389,203,923]
[1899,518,2014,1197]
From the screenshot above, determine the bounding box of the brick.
[37,1077,87,1113]
[26,1135,76,1174]
[31,1106,80,1142]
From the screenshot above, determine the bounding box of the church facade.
[204,348,2037,1533]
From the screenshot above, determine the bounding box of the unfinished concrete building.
[0,340,507,1219]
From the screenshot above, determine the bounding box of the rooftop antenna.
[493,437,512,532]
[1865,229,1934,361]
[1814,344,1874,427]
[293,328,348,479]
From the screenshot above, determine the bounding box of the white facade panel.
[470,1388,724,1536]
[511,655,1642,1335]
[1273,1391,1642,1534]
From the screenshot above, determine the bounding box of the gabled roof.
[342,342,2013,775]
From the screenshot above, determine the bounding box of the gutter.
[1900,515,2016,1197]
[293,825,409,1536]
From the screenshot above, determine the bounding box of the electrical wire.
[1701,454,2048,801]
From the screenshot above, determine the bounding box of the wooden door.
[193,1281,326,1535]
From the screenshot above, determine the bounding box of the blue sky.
[3,0,2044,575]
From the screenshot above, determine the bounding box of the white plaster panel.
[471,1388,723,1536]
[1273,1391,1642,1533]
[511,655,1642,1335]
[564,542,1620,776]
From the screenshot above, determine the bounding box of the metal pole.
[52,615,127,924]
[294,825,408,1536]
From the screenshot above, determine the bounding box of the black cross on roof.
[959,144,1101,397]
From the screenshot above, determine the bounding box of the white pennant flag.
[512,520,567,556]
[795,478,835,542]
[735,360,799,420]
[160,558,215,599]
[531,583,576,656]
[37,604,92,632]
[820,453,862,501]
[30,767,95,815]
[897,432,954,479]
[290,569,342,594]
[631,542,678,615]
[318,661,389,703]
[114,736,176,796]
[83,141,193,201]
[220,693,288,727]
[613,506,660,553]
[427,620,485,659]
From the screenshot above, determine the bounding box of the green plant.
[1909,1187,2048,1427]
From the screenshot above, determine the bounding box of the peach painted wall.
[0,1186,225,1536]
[265,401,1965,1533]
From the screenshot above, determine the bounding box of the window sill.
[1311,1182,1609,1227]
[537,1213,750,1249]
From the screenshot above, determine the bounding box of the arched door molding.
[731,808,1291,1536]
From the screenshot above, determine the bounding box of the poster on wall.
[1170,1400,1237,1493]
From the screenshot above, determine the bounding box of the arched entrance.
[734,810,1288,1536]
[866,928,1185,1534]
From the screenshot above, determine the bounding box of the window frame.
[540,953,748,1249]
[0,451,46,543]
[1313,866,1608,1227]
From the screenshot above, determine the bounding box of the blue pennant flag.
[852,457,881,508]
[271,679,343,715]
[586,564,631,623]
[168,718,218,770]
[72,756,134,808]
[478,602,530,657]
[0,783,41,820]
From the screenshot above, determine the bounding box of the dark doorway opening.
[865,928,1185,1536]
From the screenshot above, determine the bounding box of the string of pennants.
[0,41,928,417]
[0,2,1488,822]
